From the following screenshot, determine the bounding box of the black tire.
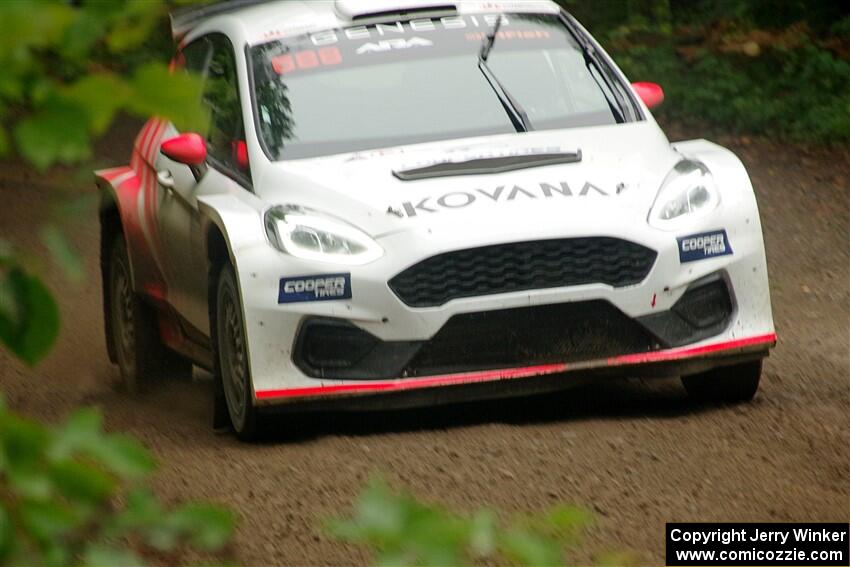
[214,263,258,440]
[681,360,762,404]
[108,233,192,391]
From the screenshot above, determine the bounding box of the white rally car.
[96,0,776,439]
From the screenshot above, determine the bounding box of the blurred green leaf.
[49,407,102,461]
[374,550,416,567]
[0,1,75,54]
[18,500,79,543]
[13,101,91,170]
[43,542,72,567]
[40,225,84,284]
[596,551,640,566]
[106,1,166,53]
[0,270,20,329]
[331,478,474,567]
[146,523,181,552]
[0,400,234,565]
[48,459,115,504]
[501,529,563,567]
[469,510,496,557]
[83,433,156,480]
[0,503,13,562]
[64,406,102,437]
[169,503,235,551]
[118,487,161,528]
[104,487,161,541]
[0,267,59,365]
[82,545,146,567]
[0,408,49,471]
[127,63,208,132]
[0,70,24,103]
[0,240,11,264]
[0,3,238,565]
[329,478,618,566]
[0,125,8,156]
[544,505,593,533]
[62,73,131,135]
[6,466,52,500]
[51,408,155,478]
[60,11,106,62]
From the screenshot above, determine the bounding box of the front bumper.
[255,332,776,409]
[292,275,734,381]
[235,194,775,406]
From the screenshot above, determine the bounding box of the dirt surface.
[1,119,848,565]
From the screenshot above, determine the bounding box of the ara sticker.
[278,273,352,303]
[677,230,733,263]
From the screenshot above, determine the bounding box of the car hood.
[255,122,682,238]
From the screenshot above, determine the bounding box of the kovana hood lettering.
[393,180,610,218]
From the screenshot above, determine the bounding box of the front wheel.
[215,264,258,440]
[681,360,762,404]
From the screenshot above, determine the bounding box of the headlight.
[648,160,720,230]
[264,205,383,265]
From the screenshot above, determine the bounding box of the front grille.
[404,300,658,376]
[389,238,657,308]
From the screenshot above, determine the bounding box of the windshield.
[249,13,632,160]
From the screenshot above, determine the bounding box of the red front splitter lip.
[255,332,776,403]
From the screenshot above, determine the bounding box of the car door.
[155,33,251,335]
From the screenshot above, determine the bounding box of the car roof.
[181,0,562,47]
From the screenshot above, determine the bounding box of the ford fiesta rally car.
[96,0,776,439]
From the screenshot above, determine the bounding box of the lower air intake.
[403,300,659,376]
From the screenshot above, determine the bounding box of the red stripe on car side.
[144,120,168,250]
[96,166,133,182]
[255,333,776,401]
[146,119,167,164]
[135,120,155,165]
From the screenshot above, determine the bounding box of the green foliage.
[0,399,234,567]
[0,0,209,364]
[560,0,850,145]
[328,478,601,567]
[0,5,236,567]
[0,248,59,367]
[0,0,207,171]
[40,226,84,284]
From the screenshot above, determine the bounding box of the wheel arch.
[96,168,135,363]
[197,201,253,431]
[197,195,265,294]
[204,217,232,325]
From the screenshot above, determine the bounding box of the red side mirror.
[161,133,207,166]
[631,82,665,110]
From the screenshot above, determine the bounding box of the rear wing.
[170,0,269,40]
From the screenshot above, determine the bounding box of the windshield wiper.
[564,20,626,123]
[478,17,532,133]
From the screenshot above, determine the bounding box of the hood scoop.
[392,149,582,181]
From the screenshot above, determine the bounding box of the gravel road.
[1,120,847,565]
